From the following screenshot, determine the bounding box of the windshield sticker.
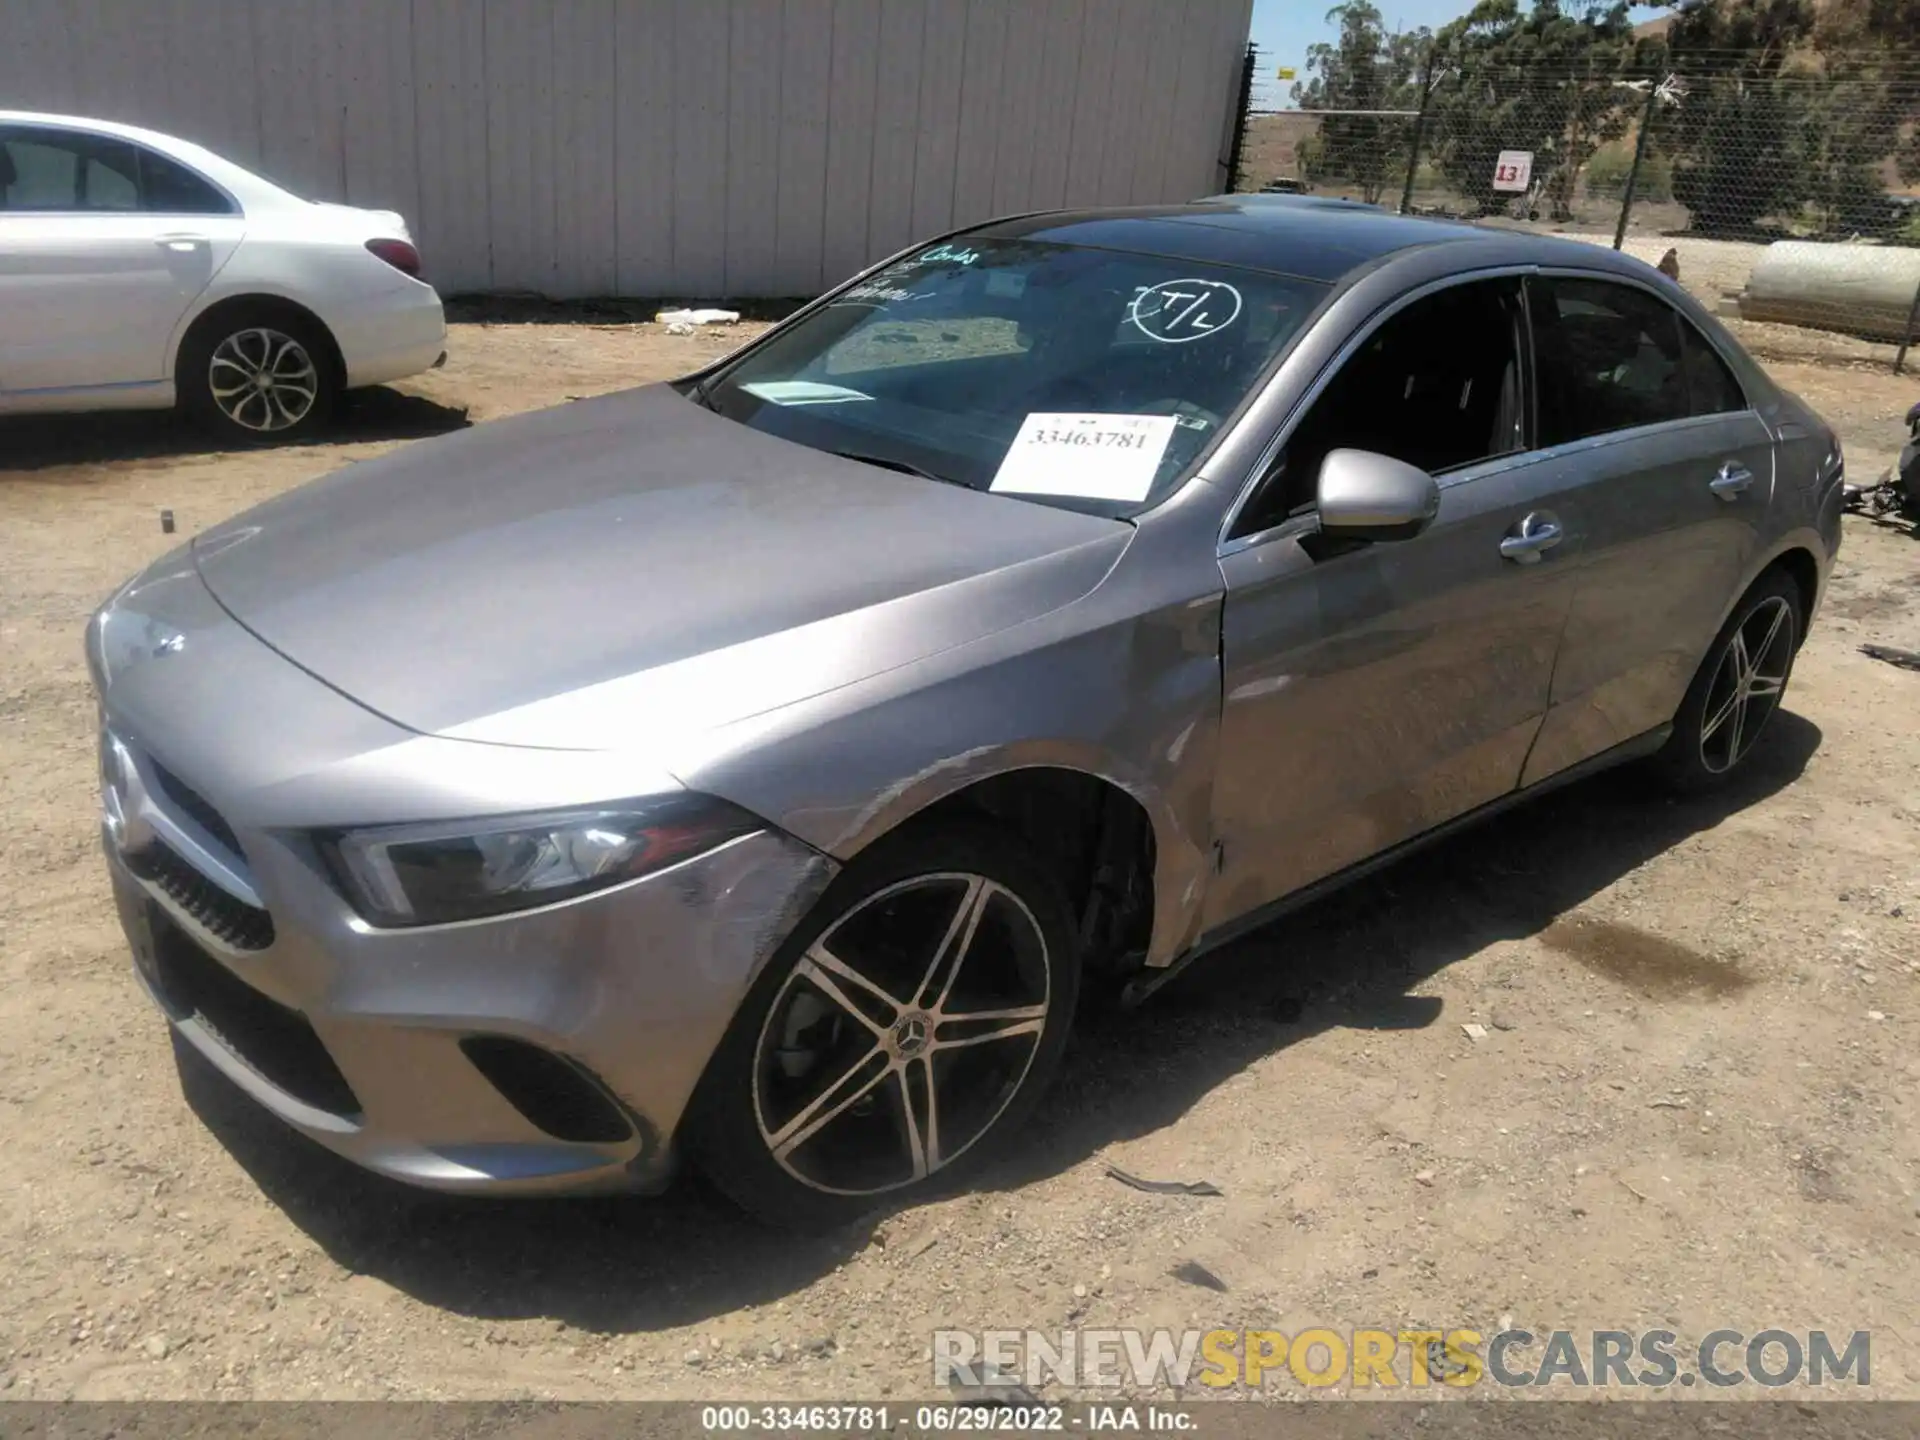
[989,412,1178,503]
[738,380,875,406]
[1128,278,1244,344]
[986,270,1027,298]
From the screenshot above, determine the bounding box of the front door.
[1206,274,1581,928]
[1518,273,1775,783]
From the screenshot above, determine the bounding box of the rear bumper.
[332,281,447,389]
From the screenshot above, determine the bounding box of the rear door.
[1519,272,1773,784]
[1207,273,1585,926]
[0,125,241,395]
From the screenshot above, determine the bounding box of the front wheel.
[686,821,1079,1230]
[1653,569,1803,792]
[178,308,336,443]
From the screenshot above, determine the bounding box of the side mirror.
[1315,448,1440,542]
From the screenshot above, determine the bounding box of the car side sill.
[1120,725,1672,1008]
[0,378,174,413]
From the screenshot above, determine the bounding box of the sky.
[1248,0,1669,109]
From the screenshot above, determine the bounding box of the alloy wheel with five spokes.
[690,822,1077,1228]
[1698,594,1793,774]
[1654,569,1803,793]
[753,872,1051,1197]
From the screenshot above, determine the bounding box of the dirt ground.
[2,308,1918,1404]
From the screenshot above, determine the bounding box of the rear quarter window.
[138,147,235,215]
[1680,321,1748,416]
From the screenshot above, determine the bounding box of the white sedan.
[0,111,446,442]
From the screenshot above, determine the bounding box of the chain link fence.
[1240,45,1920,372]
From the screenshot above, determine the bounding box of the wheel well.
[176,295,346,391]
[1766,548,1820,638]
[909,768,1156,972]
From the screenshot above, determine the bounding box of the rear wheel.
[687,821,1078,1230]
[1653,569,1802,792]
[178,306,336,443]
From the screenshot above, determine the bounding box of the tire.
[1652,568,1803,793]
[685,819,1080,1230]
[177,305,336,444]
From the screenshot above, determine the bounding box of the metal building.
[1,0,1254,297]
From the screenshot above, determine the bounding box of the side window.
[1531,277,1688,444]
[83,149,139,210]
[138,147,234,215]
[0,132,83,209]
[0,128,139,211]
[1232,277,1526,539]
[1680,319,1747,416]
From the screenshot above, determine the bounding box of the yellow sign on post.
[1276,66,1296,79]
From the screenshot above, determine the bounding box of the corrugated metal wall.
[1,0,1254,297]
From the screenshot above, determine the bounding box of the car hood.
[191,384,1128,752]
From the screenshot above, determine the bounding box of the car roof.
[970,195,1601,286]
[1,109,191,152]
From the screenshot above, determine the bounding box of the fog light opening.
[459,1036,635,1144]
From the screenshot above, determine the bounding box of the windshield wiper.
[826,448,968,487]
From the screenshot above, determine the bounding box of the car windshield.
[699,239,1328,516]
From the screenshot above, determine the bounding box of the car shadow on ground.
[0,387,469,474]
[176,713,1821,1336]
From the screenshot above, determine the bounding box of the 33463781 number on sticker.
[989,412,1179,503]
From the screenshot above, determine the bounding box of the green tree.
[1808,0,1919,232]
[1427,0,1650,218]
[1814,0,1920,50]
[1802,59,1904,234]
[1660,0,1820,234]
[1291,3,1429,204]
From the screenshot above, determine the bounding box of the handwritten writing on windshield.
[1128,279,1243,344]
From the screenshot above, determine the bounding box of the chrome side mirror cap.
[1316,448,1440,542]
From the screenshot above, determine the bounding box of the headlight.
[321,795,761,928]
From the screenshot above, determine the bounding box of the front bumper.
[105,819,831,1195]
[90,555,836,1196]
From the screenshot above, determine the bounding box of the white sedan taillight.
[365,238,422,278]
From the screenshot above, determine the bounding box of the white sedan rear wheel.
[180,308,337,444]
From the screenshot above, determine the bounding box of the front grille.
[133,841,276,950]
[148,760,244,857]
[150,911,359,1117]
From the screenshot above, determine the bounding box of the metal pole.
[1893,277,1920,375]
[1400,48,1435,215]
[1225,42,1258,192]
[1614,80,1659,250]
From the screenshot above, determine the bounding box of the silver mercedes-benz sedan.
[89,198,1844,1228]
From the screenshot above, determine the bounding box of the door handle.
[155,234,207,253]
[1499,513,1563,564]
[1709,462,1754,500]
